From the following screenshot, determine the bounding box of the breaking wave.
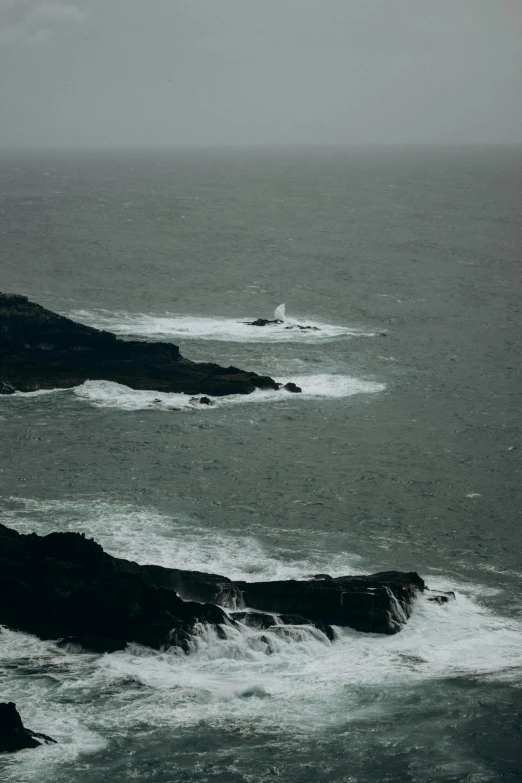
[69,374,385,411]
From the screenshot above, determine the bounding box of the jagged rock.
[114,554,425,636]
[0,293,279,397]
[0,524,428,653]
[234,573,425,634]
[243,318,283,327]
[283,382,302,393]
[0,702,56,753]
[0,524,229,653]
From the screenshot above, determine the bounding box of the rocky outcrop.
[235,573,424,634]
[0,524,428,654]
[0,524,228,653]
[0,293,279,396]
[0,702,56,753]
[244,318,284,327]
[243,318,319,331]
[132,561,424,635]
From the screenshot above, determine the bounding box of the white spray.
[274,304,286,321]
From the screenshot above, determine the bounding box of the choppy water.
[1,147,521,782]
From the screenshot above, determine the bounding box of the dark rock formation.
[0,524,228,653]
[116,564,425,635]
[283,382,302,393]
[243,318,320,331]
[0,293,279,397]
[0,523,428,654]
[243,318,283,327]
[0,702,56,753]
[235,573,425,634]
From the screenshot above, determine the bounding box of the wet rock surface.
[0,293,279,397]
[0,702,56,753]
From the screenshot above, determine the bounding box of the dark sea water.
[0,147,521,782]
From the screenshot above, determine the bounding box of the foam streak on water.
[69,374,385,411]
[67,309,375,342]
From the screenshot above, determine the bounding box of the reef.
[0,293,279,396]
[243,318,319,331]
[0,524,432,655]
[0,702,56,753]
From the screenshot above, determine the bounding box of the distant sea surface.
[1,147,521,782]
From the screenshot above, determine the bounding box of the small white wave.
[71,374,385,411]
[68,309,375,343]
[11,388,66,397]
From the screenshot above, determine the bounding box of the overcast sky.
[1,0,521,147]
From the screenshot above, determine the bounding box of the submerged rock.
[0,523,429,653]
[0,702,56,753]
[426,590,456,604]
[0,293,279,397]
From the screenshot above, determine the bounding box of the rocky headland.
[0,293,281,396]
[0,523,435,657]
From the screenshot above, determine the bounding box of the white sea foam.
[68,308,375,342]
[2,497,364,581]
[11,388,66,397]
[2,584,521,783]
[71,374,385,411]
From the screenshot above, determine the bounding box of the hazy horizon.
[1,0,521,149]
[2,141,522,152]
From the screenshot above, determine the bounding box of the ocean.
[0,146,521,782]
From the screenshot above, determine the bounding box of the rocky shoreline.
[0,523,432,659]
[0,524,455,755]
[0,293,285,397]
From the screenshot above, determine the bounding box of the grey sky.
[1,0,521,147]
